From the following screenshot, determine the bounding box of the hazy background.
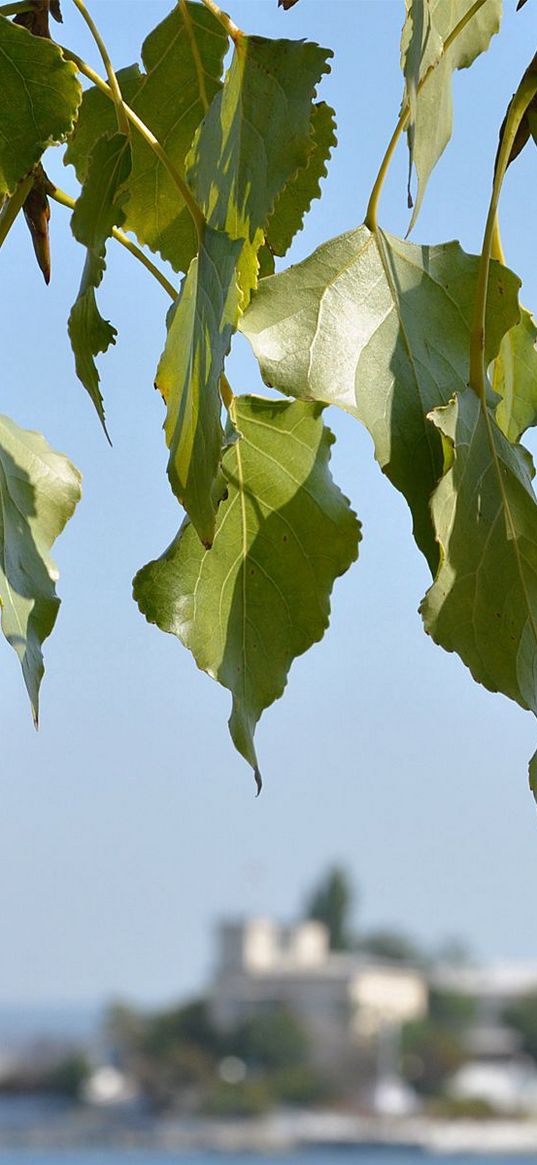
[0,0,536,1011]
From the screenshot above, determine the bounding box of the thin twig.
[50,184,178,301]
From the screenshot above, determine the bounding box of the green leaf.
[157,225,242,547]
[240,226,518,572]
[64,4,228,273]
[529,749,537,805]
[421,389,537,721]
[186,35,332,299]
[134,396,360,785]
[0,415,81,723]
[187,35,331,241]
[64,66,140,184]
[492,303,537,443]
[68,133,132,435]
[0,15,81,198]
[401,0,502,229]
[261,101,337,271]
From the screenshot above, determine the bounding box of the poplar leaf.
[421,390,537,721]
[241,226,518,572]
[0,15,81,197]
[186,34,332,299]
[261,101,337,271]
[134,396,360,785]
[401,0,502,229]
[157,226,242,548]
[68,133,131,435]
[187,35,331,241]
[64,3,227,273]
[0,416,81,723]
[493,303,537,442]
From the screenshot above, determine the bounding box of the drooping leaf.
[186,34,332,300]
[134,396,360,785]
[492,303,537,442]
[260,101,337,272]
[0,15,81,198]
[421,389,537,721]
[400,0,502,229]
[68,133,132,435]
[400,0,442,208]
[64,4,228,273]
[187,34,331,241]
[0,415,81,723]
[241,226,518,572]
[156,225,242,547]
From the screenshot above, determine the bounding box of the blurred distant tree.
[204,1078,272,1116]
[41,1052,90,1099]
[228,1007,308,1071]
[402,1017,467,1097]
[428,988,476,1028]
[305,866,354,950]
[104,995,326,1114]
[504,993,537,1063]
[142,999,221,1057]
[0,1050,90,1100]
[105,1002,148,1068]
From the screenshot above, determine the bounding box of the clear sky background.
[1,0,537,1009]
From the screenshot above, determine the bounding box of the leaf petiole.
[365,0,490,231]
[62,48,205,244]
[470,55,537,400]
[70,0,129,136]
[200,0,240,43]
[49,184,178,301]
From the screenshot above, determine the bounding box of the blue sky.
[0,0,537,1008]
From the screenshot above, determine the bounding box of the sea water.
[0,1150,533,1164]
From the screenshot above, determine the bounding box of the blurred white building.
[433,962,537,1114]
[209,918,427,1082]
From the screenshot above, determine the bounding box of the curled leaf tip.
[254,767,263,796]
[529,749,537,805]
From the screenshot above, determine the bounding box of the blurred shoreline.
[2,1102,537,1156]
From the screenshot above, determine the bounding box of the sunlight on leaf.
[0,15,81,198]
[0,416,81,724]
[134,396,360,785]
[401,0,501,229]
[241,226,519,572]
[65,3,227,273]
[157,226,242,548]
